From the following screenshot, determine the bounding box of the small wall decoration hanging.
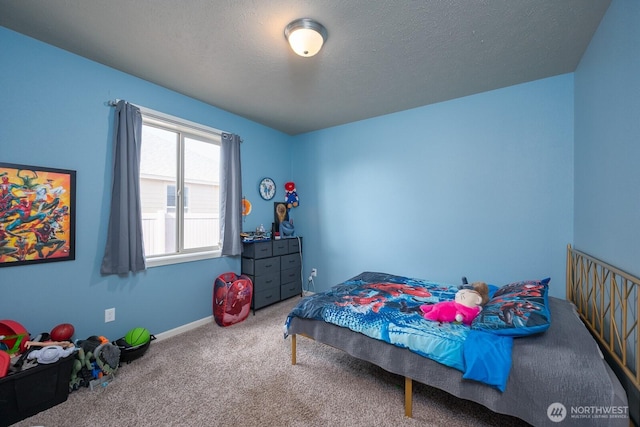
[274,202,289,232]
[0,162,76,267]
[284,181,299,209]
[259,177,276,200]
[242,197,252,217]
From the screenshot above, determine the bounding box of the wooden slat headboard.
[566,244,639,417]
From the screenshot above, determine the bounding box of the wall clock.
[259,177,276,200]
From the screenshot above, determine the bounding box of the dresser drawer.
[288,238,301,254]
[253,288,280,309]
[242,241,272,259]
[255,257,279,275]
[252,271,280,291]
[242,256,280,276]
[281,279,302,300]
[281,267,300,285]
[272,240,288,256]
[280,253,301,270]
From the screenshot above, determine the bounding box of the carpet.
[12,297,526,426]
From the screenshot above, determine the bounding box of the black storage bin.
[0,354,74,427]
[113,334,155,365]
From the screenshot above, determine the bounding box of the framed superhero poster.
[0,162,76,267]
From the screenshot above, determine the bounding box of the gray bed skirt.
[287,297,629,427]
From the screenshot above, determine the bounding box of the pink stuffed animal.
[420,289,483,325]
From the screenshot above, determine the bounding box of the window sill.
[145,250,221,268]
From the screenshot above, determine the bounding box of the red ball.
[50,323,75,341]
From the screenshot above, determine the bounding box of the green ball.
[124,327,150,347]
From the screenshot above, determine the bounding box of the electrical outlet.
[311,268,317,277]
[105,307,115,323]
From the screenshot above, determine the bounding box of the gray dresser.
[241,237,302,311]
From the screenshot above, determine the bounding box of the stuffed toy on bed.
[419,288,485,325]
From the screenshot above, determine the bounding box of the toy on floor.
[93,341,120,375]
[420,283,488,326]
[50,323,75,341]
[70,346,94,389]
[0,319,29,355]
[124,327,151,347]
[11,333,51,372]
[27,344,76,364]
[70,336,120,391]
[25,340,74,349]
[0,351,10,378]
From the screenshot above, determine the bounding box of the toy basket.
[213,272,253,327]
[113,334,156,365]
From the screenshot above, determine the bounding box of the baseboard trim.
[154,315,213,342]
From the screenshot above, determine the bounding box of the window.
[139,110,221,267]
[166,185,189,213]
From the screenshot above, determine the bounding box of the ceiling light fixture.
[284,18,328,57]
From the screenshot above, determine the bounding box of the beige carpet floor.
[12,297,527,427]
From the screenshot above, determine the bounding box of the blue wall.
[4,0,633,340]
[0,27,293,340]
[292,76,574,298]
[574,0,640,277]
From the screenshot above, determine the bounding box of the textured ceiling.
[0,0,611,135]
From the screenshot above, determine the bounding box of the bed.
[285,245,637,426]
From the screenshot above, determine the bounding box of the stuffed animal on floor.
[419,287,486,325]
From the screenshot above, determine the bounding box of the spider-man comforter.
[285,271,514,390]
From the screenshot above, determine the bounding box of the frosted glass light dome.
[285,18,328,58]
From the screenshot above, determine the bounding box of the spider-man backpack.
[213,272,253,327]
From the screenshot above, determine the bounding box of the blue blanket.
[285,272,513,390]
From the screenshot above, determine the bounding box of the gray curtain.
[220,132,243,256]
[101,100,146,274]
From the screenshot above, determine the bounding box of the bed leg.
[405,376,413,418]
[291,334,297,365]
